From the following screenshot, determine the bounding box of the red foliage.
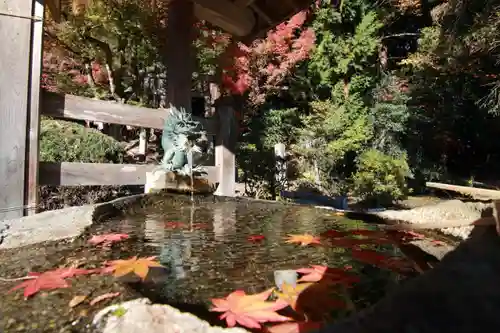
[218,11,316,105]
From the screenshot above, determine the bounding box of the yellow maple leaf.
[274,282,313,310]
[284,234,321,246]
[275,282,346,321]
[105,256,163,280]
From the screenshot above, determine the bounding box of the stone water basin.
[0,193,434,332]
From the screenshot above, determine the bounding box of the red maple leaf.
[247,235,266,243]
[351,249,415,274]
[88,233,129,247]
[164,221,187,229]
[431,239,446,246]
[8,267,99,298]
[210,289,290,329]
[53,267,101,278]
[9,272,69,298]
[296,265,360,285]
[351,249,388,265]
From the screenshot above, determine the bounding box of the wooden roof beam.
[45,0,61,22]
[234,0,256,6]
[194,0,256,37]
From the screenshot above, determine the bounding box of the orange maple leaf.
[284,234,321,246]
[296,265,360,285]
[104,256,163,280]
[210,289,291,329]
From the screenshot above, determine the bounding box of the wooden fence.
[0,88,236,220]
[0,0,237,220]
[39,90,224,184]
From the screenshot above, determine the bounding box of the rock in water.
[314,226,500,333]
[93,298,249,333]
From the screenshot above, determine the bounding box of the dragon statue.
[158,105,211,176]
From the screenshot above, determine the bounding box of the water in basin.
[0,193,420,332]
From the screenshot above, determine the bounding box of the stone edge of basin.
[0,193,147,250]
[93,298,250,333]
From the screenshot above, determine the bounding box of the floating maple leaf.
[90,292,121,306]
[296,265,360,285]
[275,282,312,310]
[431,239,446,246]
[53,267,101,278]
[351,249,414,274]
[69,295,87,308]
[210,289,290,329]
[88,233,129,247]
[351,249,387,265]
[104,256,163,281]
[9,267,98,298]
[247,235,266,243]
[285,234,321,246]
[9,272,70,298]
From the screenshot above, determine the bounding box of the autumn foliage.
[208,227,438,333]
[219,11,316,105]
[1,221,447,333]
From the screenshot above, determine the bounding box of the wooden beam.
[26,0,45,216]
[234,0,256,6]
[166,0,194,114]
[41,91,217,135]
[45,0,60,22]
[426,182,500,200]
[194,0,256,37]
[250,3,273,25]
[0,0,37,219]
[39,162,219,186]
[214,97,237,197]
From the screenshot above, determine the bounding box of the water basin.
[0,193,426,332]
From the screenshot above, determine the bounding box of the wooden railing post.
[214,97,237,197]
[0,0,44,219]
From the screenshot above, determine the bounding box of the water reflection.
[95,194,404,306]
